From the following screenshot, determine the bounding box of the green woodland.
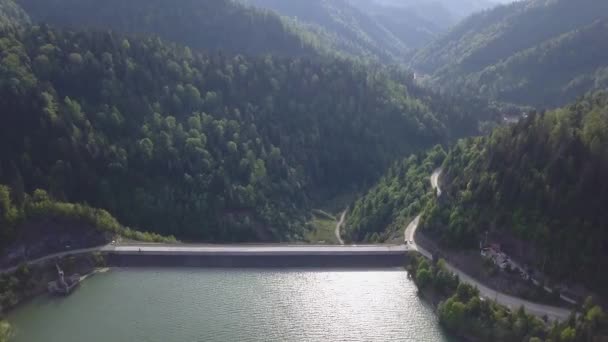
[421,91,608,294]
[0,0,493,244]
[411,0,608,107]
[0,185,174,248]
[1,0,608,338]
[16,0,404,64]
[408,256,608,341]
[16,0,322,59]
[344,145,445,242]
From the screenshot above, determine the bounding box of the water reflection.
[8,269,453,342]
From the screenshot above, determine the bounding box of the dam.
[102,244,410,268]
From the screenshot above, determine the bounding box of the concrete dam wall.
[103,245,410,268]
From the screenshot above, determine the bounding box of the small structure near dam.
[48,264,80,295]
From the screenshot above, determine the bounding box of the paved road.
[403,168,571,322]
[107,244,406,256]
[1,244,408,274]
[335,210,347,245]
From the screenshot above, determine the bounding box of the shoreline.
[0,253,106,316]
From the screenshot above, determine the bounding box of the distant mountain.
[347,0,449,49]
[16,0,324,58]
[410,0,608,107]
[363,0,498,24]
[242,0,411,63]
[344,0,504,54]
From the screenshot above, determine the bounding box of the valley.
[1,0,608,341]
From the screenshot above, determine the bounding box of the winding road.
[404,168,571,322]
[335,210,346,245]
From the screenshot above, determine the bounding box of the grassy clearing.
[305,211,338,244]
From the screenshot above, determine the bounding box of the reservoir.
[7,268,454,341]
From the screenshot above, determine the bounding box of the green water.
[8,268,455,342]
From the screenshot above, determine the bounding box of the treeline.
[16,0,323,59]
[408,256,608,341]
[0,19,491,242]
[1,184,174,249]
[343,145,446,242]
[410,0,608,107]
[16,0,410,64]
[421,91,608,295]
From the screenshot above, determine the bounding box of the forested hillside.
[17,0,324,58]
[346,0,446,50]
[410,0,608,107]
[0,184,172,253]
[0,9,493,243]
[343,145,445,242]
[466,19,608,107]
[421,91,608,294]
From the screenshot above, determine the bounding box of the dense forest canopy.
[0,2,494,244]
[421,91,608,294]
[410,0,608,107]
[16,0,326,58]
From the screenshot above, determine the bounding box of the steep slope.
[0,185,172,256]
[343,145,446,242]
[243,0,409,63]
[410,0,608,107]
[0,21,491,242]
[16,0,321,58]
[458,19,608,107]
[347,0,447,50]
[421,91,608,294]
[361,0,498,27]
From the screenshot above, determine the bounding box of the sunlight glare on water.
[8,268,455,342]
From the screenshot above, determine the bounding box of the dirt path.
[335,210,346,245]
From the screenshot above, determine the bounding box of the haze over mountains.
[242,0,512,63]
[411,0,608,107]
[243,0,412,63]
